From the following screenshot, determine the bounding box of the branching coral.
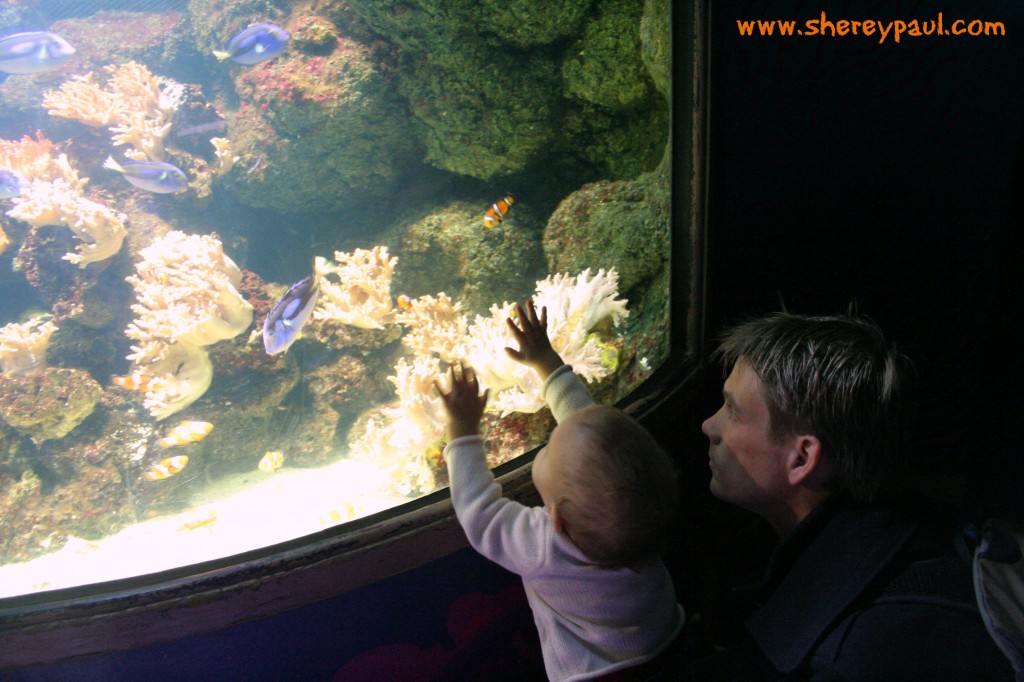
[2,134,126,267]
[0,133,84,188]
[0,318,58,375]
[395,293,467,362]
[43,61,184,162]
[349,356,445,495]
[313,246,398,330]
[209,137,238,175]
[124,231,253,419]
[347,266,628,491]
[465,268,628,415]
[8,179,127,266]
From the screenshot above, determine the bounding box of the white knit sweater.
[444,365,684,681]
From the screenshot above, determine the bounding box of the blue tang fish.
[0,169,22,199]
[213,23,290,66]
[263,257,336,355]
[103,157,188,194]
[0,31,75,75]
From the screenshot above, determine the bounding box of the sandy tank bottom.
[0,454,411,598]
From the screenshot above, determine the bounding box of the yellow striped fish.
[143,455,189,480]
[158,421,213,448]
[258,450,284,473]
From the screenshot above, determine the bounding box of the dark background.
[697,0,1023,517]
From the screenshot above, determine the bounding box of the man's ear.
[786,434,826,487]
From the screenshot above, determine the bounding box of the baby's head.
[532,405,678,567]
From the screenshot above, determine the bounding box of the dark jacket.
[682,495,1013,681]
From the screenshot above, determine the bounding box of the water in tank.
[0,0,681,598]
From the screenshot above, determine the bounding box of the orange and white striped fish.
[158,421,213,448]
[143,455,189,480]
[258,450,284,473]
[396,294,413,311]
[111,372,162,392]
[483,193,515,228]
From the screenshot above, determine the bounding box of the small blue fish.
[263,257,335,355]
[103,157,188,194]
[0,169,22,199]
[213,23,290,66]
[0,31,75,75]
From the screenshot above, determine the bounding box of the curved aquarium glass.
[0,0,693,601]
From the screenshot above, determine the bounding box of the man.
[688,312,1011,680]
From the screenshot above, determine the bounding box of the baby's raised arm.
[435,361,489,440]
[505,300,564,380]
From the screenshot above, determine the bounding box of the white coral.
[0,318,58,375]
[125,231,252,418]
[313,246,397,330]
[467,268,628,415]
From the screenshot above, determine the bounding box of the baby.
[436,300,684,681]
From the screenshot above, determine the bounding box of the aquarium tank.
[0,0,689,600]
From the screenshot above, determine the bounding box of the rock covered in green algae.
[564,99,668,180]
[542,151,673,392]
[640,0,671,98]
[388,200,546,316]
[340,0,594,51]
[397,45,561,180]
[217,14,421,212]
[0,368,103,443]
[543,156,669,297]
[562,0,653,111]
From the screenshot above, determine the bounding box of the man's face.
[702,358,791,518]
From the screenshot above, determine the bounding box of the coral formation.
[396,293,467,362]
[0,317,58,375]
[313,246,398,330]
[466,269,628,415]
[2,133,127,266]
[43,61,184,161]
[347,265,629,494]
[124,231,253,419]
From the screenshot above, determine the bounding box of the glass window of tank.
[0,0,681,598]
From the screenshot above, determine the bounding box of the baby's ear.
[549,503,565,534]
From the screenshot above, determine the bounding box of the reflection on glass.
[0,0,678,598]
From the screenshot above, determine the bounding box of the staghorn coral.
[43,61,184,162]
[0,317,58,375]
[124,231,253,419]
[313,246,398,330]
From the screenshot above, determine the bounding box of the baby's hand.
[434,361,489,440]
[505,300,564,380]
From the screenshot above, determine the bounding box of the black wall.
[700,0,1024,516]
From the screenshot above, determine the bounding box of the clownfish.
[258,450,284,473]
[143,455,189,480]
[483,193,516,228]
[158,421,213,448]
[111,372,162,392]
[396,294,413,311]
